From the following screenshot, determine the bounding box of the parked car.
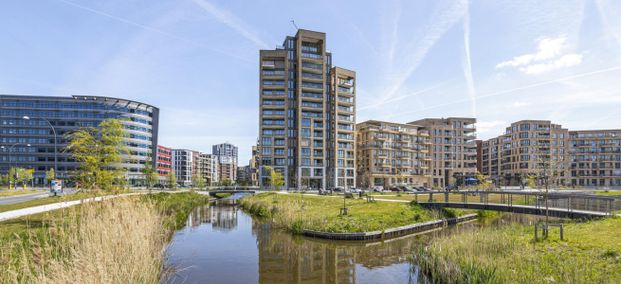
[331,187,344,193]
[416,186,431,192]
[351,188,364,194]
[372,186,384,192]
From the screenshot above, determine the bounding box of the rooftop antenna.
[291,20,299,30]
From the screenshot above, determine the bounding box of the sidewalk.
[0,190,188,222]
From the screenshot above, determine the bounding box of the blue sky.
[2,0,621,164]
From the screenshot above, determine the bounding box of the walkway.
[0,190,186,222]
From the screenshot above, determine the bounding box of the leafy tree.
[15,168,33,190]
[475,171,494,191]
[264,166,284,191]
[166,171,177,190]
[220,178,232,187]
[142,155,158,190]
[192,173,206,190]
[45,168,56,189]
[66,119,128,192]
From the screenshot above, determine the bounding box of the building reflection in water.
[185,200,239,231]
[253,221,424,284]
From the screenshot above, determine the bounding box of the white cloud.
[520,53,583,75]
[496,36,582,75]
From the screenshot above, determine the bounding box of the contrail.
[55,0,252,63]
[389,65,621,118]
[462,0,477,117]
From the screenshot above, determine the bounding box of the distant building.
[356,120,431,189]
[172,149,195,186]
[200,153,219,185]
[568,129,621,187]
[408,118,477,188]
[213,142,238,182]
[237,165,252,185]
[478,120,621,188]
[156,145,172,181]
[250,143,259,186]
[0,94,159,186]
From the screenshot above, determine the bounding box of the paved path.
[0,192,50,205]
[0,190,187,222]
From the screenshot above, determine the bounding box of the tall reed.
[1,198,166,283]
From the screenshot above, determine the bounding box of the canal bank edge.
[302,214,478,241]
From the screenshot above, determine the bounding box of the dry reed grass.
[1,198,167,283]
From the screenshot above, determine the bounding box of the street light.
[22,116,58,184]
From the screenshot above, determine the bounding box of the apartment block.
[258,29,356,190]
[356,120,431,189]
[172,149,195,186]
[199,153,219,185]
[250,143,259,186]
[213,142,238,182]
[408,118,477,188]
[569,130,621,187]
[156,145,172,181]
[480,120,571,187]
[327,67,356,189]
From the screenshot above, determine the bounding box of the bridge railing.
[410,191,619,216]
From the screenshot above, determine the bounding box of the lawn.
[414,217,621,283]
[596,191,621,196]
[0,189,44,197]
[239,193,459,233]
[0,190,144,213]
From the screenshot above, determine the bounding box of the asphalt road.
[0,192,51,205]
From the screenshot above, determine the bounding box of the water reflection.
[166,200,547,284]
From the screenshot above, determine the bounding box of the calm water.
[164,194,544,284]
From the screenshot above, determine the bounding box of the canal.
[164,194,544,283]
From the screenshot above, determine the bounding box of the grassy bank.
[0,192,209,283]
[414,217,621,283]
[0,190,138,213]
[0,189,42,197]
[239,192,459,233]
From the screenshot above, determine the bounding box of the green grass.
[0,189,43,197]
[0,190,139,213]
[596,191,621,196]
[140,192,211,229]
[239,193,457,233]
[214,192,232,199]
[414,217,621,283]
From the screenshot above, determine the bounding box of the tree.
[264,166,284,191]
[45,168,56,189]
[166,171,177,190]
[66,119,128,192]
[192,173,205,190]
[475,171,494,191]
[15,168,33,190]
[220,178,232,187]
[142,155,158,190]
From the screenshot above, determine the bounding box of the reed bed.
[0,192,210,283]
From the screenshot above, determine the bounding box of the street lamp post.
[23,116,58,186]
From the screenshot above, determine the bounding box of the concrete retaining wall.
[302,214,478,241]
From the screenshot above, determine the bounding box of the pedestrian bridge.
[409,191,620,219]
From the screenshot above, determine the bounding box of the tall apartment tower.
[408,117,477,188]
[213,142,238,182]
[259,29,356,190]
